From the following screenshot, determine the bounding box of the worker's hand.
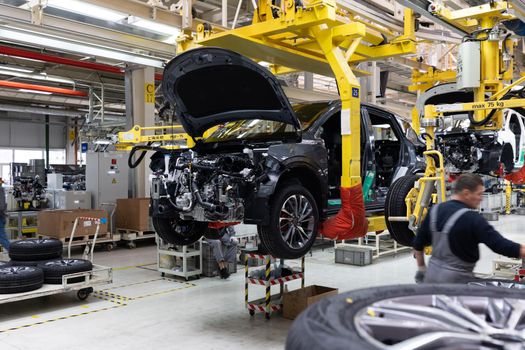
[415,266,426,284]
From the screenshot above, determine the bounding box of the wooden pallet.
[117,228,156,247]
[117,228,155,237]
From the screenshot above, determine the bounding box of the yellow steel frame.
[177,0,416,194]
[118,0,417,232]
[401,0,525,232]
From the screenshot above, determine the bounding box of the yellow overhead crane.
[119,0,418,235]
[388,0,525,241]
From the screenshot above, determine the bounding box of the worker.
[413,173,525,283]
[0,178,9,252]
[206,226,238,279]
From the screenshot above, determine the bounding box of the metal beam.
[0,4,176,62]
[0,80,87,96]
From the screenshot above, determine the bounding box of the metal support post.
[265,255,271,319]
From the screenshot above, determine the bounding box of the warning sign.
[144,83,155,104]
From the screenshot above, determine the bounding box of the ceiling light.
[46,0,127,22]
[0,69,75,85]
[18,89,53,95]
[0,65,33,73]
[0,27,165,68]
[127,16,181,36]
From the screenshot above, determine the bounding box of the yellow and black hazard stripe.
[265,256,271,313]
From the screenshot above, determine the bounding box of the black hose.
[421,133,433,141]
[191,180,216,211]
[468,109,497,126]
[128,142,153,168]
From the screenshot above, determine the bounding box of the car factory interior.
[2,0,525,348]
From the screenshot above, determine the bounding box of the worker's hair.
[453,173,484,194]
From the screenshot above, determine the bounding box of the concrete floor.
[0,215,523,350]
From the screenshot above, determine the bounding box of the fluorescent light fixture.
[0,69,75,85]
[46,0,127,22]
[0,65,33,73]
[127,16,181,36]
[18,89,53,95]
[0,27,165,68]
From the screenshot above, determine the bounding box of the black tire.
[152,217,206,246]
[9,239,63,261]
[77,287,93,300]
[258,184,319,259]
[9,258,61,267]
[38,259,93,284]
[385,175,420,246]
[0,266,44,294]
[286,284,525,350]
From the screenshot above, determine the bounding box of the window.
[49,149,66,165]
[14,149,43,163]
[0,149,13,164]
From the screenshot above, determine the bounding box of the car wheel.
[38,259,93,284]
[286,284,525,350]
[385,174,420,246]
[9,239,63,261]
[259,184,318,259]
[152,217,206,246]
[0,266,44,294]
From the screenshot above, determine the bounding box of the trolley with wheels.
[0,216,113,304]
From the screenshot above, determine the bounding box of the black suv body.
[150,47,424,258]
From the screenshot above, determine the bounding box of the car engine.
[436,130,513,174]
[151,149,264,222]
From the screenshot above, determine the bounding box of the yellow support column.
[311,26,362,187]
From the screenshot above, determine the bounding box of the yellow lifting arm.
[115,125,193,151]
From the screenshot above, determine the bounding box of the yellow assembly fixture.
[396,0,525,234]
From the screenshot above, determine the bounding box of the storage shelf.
[247,272,304,286]
[158,248,201,258]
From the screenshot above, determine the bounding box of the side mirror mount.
[405,127,419,144]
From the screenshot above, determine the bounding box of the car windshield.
[203,102,330,143]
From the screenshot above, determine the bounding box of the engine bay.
[436,129,513,174]
[150,148,267,222]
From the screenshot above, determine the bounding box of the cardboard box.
[115,198,150,231]
[37,209,108,238]
[282,285,338,320]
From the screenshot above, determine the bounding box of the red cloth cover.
[319,185,368,240]
[208,222,240,229]
[505,166,525,185]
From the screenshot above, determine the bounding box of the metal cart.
[0,216,113,304]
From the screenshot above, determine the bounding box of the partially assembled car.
[150,47,424,258]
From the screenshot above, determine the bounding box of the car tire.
[152,217,207,246]
[286,284,525,350]
[9,239,63,261]
[38,259,93,284]
[9,258,61,267]
[258,184,318,259]
[0,266,44,294]
[385,174,420,246]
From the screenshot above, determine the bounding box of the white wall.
[0,112,67,149]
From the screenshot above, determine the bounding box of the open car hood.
[162,47,301,139]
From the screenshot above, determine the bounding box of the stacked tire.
[9,239,63,266]
[1,239,93,294]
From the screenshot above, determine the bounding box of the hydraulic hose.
[128,142,154,168]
